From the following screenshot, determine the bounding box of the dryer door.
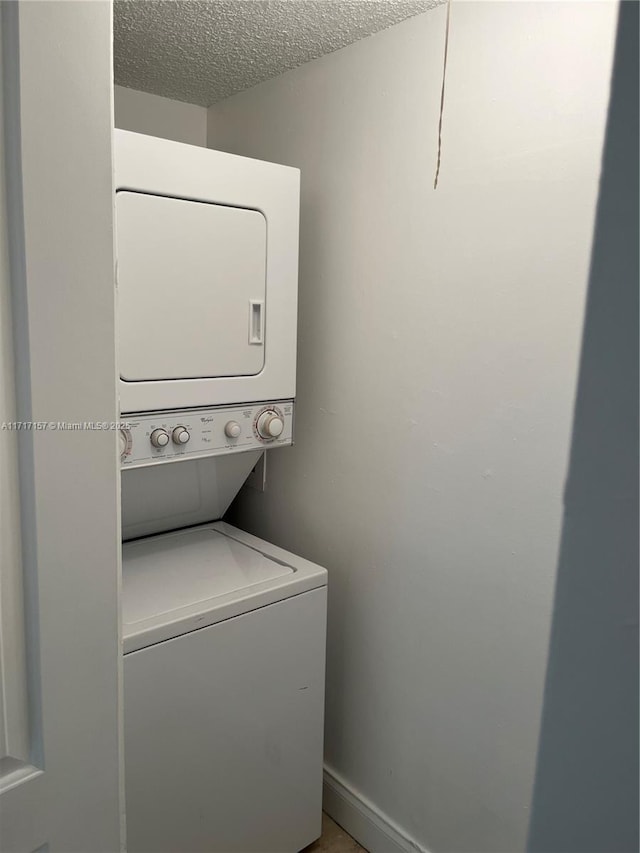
[116,191,266,382]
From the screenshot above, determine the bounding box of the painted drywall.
[0,2,122,849]
[527,5,639,851]
[208,3,619,852]
[114,84,206,146]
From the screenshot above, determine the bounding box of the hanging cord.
[433,0,452,189]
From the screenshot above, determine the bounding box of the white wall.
[114,85,206,146]
[527,6,639,851]
[208,4,618,852]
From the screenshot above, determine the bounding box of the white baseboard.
[322,765,430,853]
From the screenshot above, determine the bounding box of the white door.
[0,3,122,851]
[117,192,267,383]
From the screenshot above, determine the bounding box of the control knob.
[119,429,128,460]
[256,410,284,440]
[150,428,169,448]
[224,421,242,439]
[172,426,190,445]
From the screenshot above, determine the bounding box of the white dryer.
[115,129,299,414]
[115,132,326,853]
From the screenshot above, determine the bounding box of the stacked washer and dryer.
[115,130,327,853]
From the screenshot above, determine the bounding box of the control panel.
[120,401,294,469]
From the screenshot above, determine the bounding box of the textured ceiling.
[114,1,442,107]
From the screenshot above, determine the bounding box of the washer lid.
[122,527,293,627]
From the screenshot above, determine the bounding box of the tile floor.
[303,813,367,852]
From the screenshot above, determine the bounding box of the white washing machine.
[115,132,327,852]
[122,523,327,853]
